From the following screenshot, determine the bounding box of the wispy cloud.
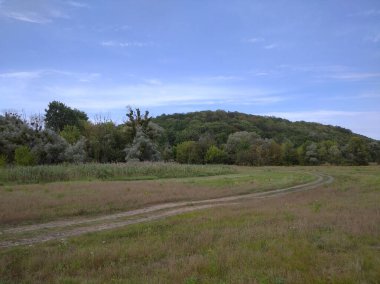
[264,44,277,50]
[42,83,284,109]
[190,75,244,83]
[244,37,278,50]
[1,11,51,24]
[101,41,151,48]
[0,0,69,24]
[66,1,89,8]
[273,64,380,82]
[326,72,380,81]
[246,37,264,43]
[0,69,101,83]
[144,79,162,85]
[0,71,42,79]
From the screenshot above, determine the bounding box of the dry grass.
[0,166,379,283]
[0,167,312,226]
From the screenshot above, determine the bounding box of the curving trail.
[0,172,333,248]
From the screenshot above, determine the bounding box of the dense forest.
[1,101,379,167]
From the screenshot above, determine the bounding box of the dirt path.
[0,173,333,248]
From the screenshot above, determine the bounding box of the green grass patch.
[0,162,236,185]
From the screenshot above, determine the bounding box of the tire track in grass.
[0,173,333,248]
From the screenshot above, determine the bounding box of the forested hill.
[1,104,379,166]
[153,110,372,147]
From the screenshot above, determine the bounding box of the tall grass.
[0,162,236,184]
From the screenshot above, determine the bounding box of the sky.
[0,0,379,139]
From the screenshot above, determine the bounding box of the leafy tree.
[281,142,298,165]
[38,129,69,164]
[0,154,7,167]
[64,138,87,163]
[83,121,127,163]
[226,131,261,164]
[125,107,151,139]
[368,141,380,164]
[345,137,369,165]
[162,145,174,162]
[205,145,228,164]
[45,101,88,132]
[327,144,342,165]
[305,142,319,165]
[14,146,37,166]
[124,127,161,161]
[60,125,81,145]
[0,112,35,163]
[175,141,202,164]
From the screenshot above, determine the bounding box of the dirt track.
[0,173,333,248]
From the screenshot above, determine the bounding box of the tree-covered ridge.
[153,110,379,166]
[0,105,379,167]
[153,110,367,147]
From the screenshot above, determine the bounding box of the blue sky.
[0,0,379,139]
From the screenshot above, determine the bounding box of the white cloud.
[0,1,69,24]
[264,44,277,49]
[101,41,151,48]
[190,75,244,83]
[326,72,380,81]
[41,83,283,110]
[0,71,42,79]
[1,11,51,24]
[246,37,264,43]
[0,69,101,83]
[144,79,162,85]
[66,1,89,8]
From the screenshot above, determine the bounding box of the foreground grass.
[0,166,379,283]
[0,162,236,185]
[0,166,313,225]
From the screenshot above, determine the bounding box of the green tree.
[14,146,37,166]
[281,142,298,165]
[175,141,202,164]
[346,137,369,165]
[60,125,81,145]
[205,145,228,164]
[125,107,151,139]
[45,101,88,132]
[124,127,161,162]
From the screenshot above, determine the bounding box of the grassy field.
[0,165,379,283]
[0,162,236,185]
[0,165,312,226]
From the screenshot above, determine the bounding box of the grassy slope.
[0,166,379,283]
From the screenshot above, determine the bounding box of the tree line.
[0,102,379,167]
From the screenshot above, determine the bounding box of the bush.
[0,155,7,168]
[175,141,203,164]
[14,146,37,166]
[205,145,228,164]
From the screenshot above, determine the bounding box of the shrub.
[14,146,37,166]
[205,145,228,164]
[0,155,7,168]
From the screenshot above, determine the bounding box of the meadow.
[0,164,379,283]
[0,163,312,225]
